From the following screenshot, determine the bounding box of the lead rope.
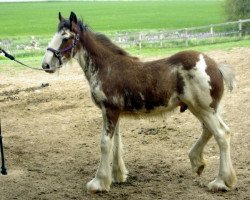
[0,119,7,175]
[0,47,60,71]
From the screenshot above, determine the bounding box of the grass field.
[1,38,249,73]
[0,1,224,37]
[1,0,248,65]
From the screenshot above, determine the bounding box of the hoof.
[189,152,206,176]
[190,161,206,176]
[208,178,230,192]
[86,178,110,193]
[196,164,205,176]
[112,171,128,183]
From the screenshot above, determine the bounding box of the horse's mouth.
[42,63,57,73]
[44,69,56,73]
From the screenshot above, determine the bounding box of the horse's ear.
[70,11,77,25]
[58,12,64,22]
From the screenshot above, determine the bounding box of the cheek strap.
[46,33,79,66]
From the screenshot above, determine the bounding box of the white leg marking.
[87,109,113,193]
[112,121,128,183]
[200,112,237,191]
[189,124,212,175]
[86,133,113,193]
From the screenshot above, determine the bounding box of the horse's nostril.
[42,63,50,70]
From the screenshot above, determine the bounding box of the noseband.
[47,33,79,65]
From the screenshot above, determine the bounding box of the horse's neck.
[81,31,109,59]
[76,31,111,80]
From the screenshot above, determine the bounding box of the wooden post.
[139,33,142,49]
[210,24,214,43]
[210,24,214,35]
[185,28,188,47]
[238,19,242,37]
[160,33,164,48]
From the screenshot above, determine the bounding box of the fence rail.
[111,19,250,48]
[0,19,249,58]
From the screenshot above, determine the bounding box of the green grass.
[1,0,248,72]
[128,37,250,57]
[0,56,42,73]
[0,1,224,37]
[1,38,249,73]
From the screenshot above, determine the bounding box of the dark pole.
[0,119,7,175]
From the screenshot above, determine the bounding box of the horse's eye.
[62,38,69,43]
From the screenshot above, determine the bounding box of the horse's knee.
[100,134,112,152]
[214,130,231,150]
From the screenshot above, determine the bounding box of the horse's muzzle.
[42,63,55,73]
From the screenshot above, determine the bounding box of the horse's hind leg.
[196,111,237,191]
[189,124,212,176]
[112,120,128,183]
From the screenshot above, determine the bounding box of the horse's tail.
[219,64,236,92]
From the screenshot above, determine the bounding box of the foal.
[42,12,237,193]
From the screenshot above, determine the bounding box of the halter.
[47,33,79,65]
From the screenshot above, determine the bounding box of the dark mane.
[59,19,137,59]
[94,33,131,57]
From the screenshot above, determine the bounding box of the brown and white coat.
[42,12,237,193]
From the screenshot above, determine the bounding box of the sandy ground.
[0,48,249,200]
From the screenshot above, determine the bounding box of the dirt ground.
[0,48,249,200]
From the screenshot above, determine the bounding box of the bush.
[225,0,250,20]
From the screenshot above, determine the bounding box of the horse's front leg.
[112,120,128,183]
[87,107,120,193]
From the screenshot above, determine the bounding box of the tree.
[225,0,250,20]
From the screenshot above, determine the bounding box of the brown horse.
[42,12,237,193]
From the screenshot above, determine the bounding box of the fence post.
[238,19,242,37]
[210,24,214,43]
[185,28,188,47]
[160,33,164,48]
[210,24,214,35]
[138,33,142,49]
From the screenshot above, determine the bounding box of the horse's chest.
[89,79,107,107]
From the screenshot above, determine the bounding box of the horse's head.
[42,12,81,73]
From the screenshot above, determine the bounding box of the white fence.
[0,19,249,58]
[110,19,250,48]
